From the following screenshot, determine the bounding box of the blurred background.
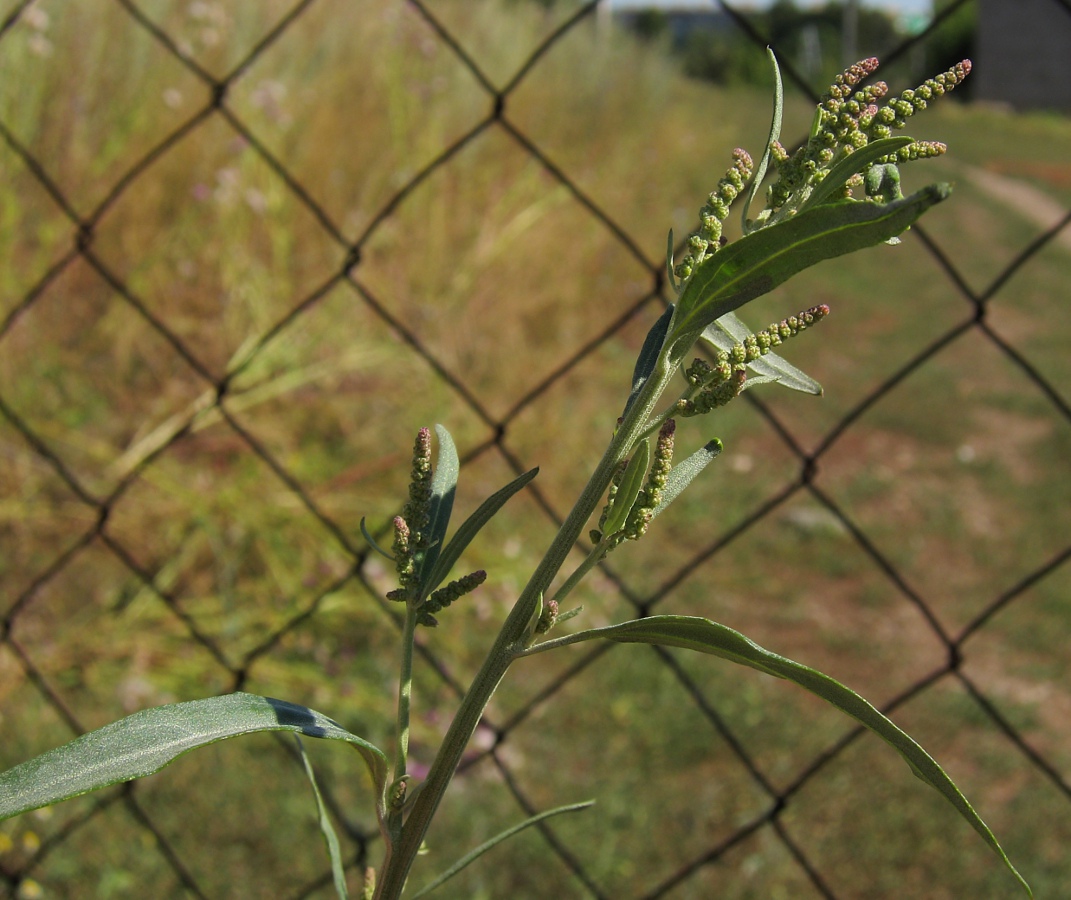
[1,0,1069,897]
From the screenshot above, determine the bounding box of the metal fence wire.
[2,0,1070,897]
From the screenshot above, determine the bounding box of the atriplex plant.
[0,55,1032,898]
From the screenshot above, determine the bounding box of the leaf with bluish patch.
[0,694,390,825]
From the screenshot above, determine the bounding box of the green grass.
[2,1,1070,897]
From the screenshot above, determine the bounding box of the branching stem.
[373,355,678,899]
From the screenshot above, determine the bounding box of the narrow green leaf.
[0,693,390,824]
[798,136,915,213]
[666,229,679,294]
[602,439,650,537]
[421,424,459,584]
[623,303,674,418]
[671,184,951,355]
[742,47,783,233]
[359,517,395,561]
[650,439,723,521]
[422,467,539,599]
[700,312,823,395]
[295,737,349,900]
[536,616,1031,897]
[410,800,594,898]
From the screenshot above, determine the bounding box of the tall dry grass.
[2,1,1070,897]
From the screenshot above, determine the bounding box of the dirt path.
[961,163,1071,254]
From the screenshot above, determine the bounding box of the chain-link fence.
[2,0,1069,897]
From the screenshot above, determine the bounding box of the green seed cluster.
[677,363,746,417]
[624,419,676,540]
[389,428,434,599]
[674,148,754,285]
[418,570,487,627]
[766,59,970,216]
[679,305,830,417]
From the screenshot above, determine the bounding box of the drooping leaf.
[526,616,1031,897]
[700,312,823,395]
[623,303,674,418]
[742,47,783,233]
[421,424,459,583]
[670,184,951,357]
[422,467,539,600]
[0,693,390,824]
[602,439,650,537]
[410,801,594,898]
[650,439,723,521]
[295,737,349,900]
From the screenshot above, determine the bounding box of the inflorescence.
[672,57,970,290]
[679,305,830,416]
[765,58,971,218]
[386,427,486,626]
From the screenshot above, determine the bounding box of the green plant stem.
[373,355,679,899]
[387,603,419,842]
[548,542,611,611]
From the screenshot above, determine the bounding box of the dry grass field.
[2,1,1070,897]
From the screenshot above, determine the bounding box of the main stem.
[373,356,679,899]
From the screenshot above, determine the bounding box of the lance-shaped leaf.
[669,184,951,359]
[700,312,822,395]
[602,438,650,537]
[422,466,539,600]
[420,424,459,584]
[742,47,783,233]
[410,801,593,898]
[524,616,1031,897]
[649,439,723,522]
[295,737,349,900]
[0,693,390,825]
[797,136,915,213]
[623,303,674,418]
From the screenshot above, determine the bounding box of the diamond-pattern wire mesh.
[1,0,1069,897]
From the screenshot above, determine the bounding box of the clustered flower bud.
[679,305,830,417]
[402,427,433,547]
[677,362,746,417]
[765,58,970,220]
[388,778,407,810]
[418,569,486,627]
[389,428,434,602]
[535,597,560,635]
[675,149,754,286]
[624,419,676,540]
[749,304,829,354]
